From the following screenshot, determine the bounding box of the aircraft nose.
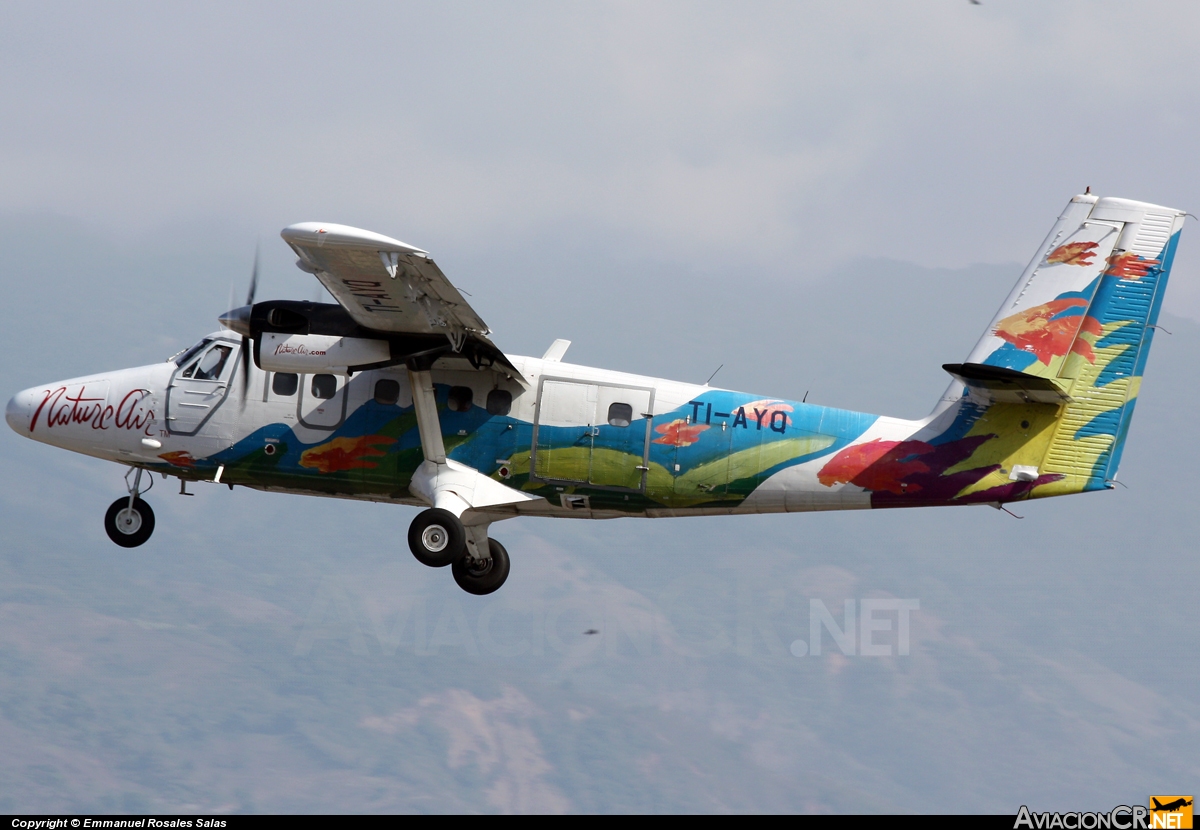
[6,387,33,435]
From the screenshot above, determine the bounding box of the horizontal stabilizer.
[943,363,1071,404]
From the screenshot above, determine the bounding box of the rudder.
[1039,197,1184,492]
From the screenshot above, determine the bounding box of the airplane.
[1152,798,1193,813]
[5,193,1186,595]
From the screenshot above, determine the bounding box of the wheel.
[104,497,155,548]
[452,538,511,595]
[408,508,466,567]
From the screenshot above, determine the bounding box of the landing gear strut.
[104,467,155,548]
[403,361,527,594]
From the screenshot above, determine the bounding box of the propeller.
[217,244,260,409]
[239,244,259,406]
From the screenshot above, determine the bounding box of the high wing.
[280,223,515,375]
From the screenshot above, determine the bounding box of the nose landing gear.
[105,467,155,548]
[105,497,155,547]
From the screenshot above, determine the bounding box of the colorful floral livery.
[7,195,1185,593]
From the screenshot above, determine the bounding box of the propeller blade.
[246,242,260,306]
[239,245,258,410]
[239,335,252,409]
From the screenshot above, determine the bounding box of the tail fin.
[951,194,1186,494]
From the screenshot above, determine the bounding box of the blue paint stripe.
[1073,401,1125,442]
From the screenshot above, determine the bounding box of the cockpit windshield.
[172,338,212,367]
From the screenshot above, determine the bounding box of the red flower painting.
[1046,241,1100,267]
[652,419,710,447]
[300,435,396,473]
[992,298,1102,366]
[1104,252,1159,280]
[817,438,935,495]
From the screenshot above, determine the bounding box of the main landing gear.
[452,538,510,596]
[400,359,526,595]
[407,508,466,567]
[407,507,511,595]
[105,467,155,548]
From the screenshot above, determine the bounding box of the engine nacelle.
[257,333,392,374]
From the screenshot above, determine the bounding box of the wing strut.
[405,360,540,517]
[407,366,447,465]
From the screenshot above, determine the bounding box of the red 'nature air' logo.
[30,386,156,435]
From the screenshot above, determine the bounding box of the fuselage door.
[533,380,595,484]
[589,384,653,491]
[532,378,654,493]
[166,340,238,436]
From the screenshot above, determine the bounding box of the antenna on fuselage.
[704,364,724,386]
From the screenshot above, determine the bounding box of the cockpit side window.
[192,344,233,381]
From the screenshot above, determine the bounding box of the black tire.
[408,508,466,567]
[452,538,511,595]
[104,497,155,548]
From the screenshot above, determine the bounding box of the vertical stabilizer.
[966,193,1116,378]
[1038,197,1185,491]
[954,194,1185,496]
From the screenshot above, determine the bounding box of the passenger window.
[374,379,401,406]
[486,389,512,416]
[608,402,633,428]
[311,374,337,400]
[447,386,474,412]
[272,372,299,396]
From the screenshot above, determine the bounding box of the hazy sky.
[2,2,1198,814]
[4,2,1200,292]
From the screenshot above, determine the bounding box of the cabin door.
[532,379,653,493]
